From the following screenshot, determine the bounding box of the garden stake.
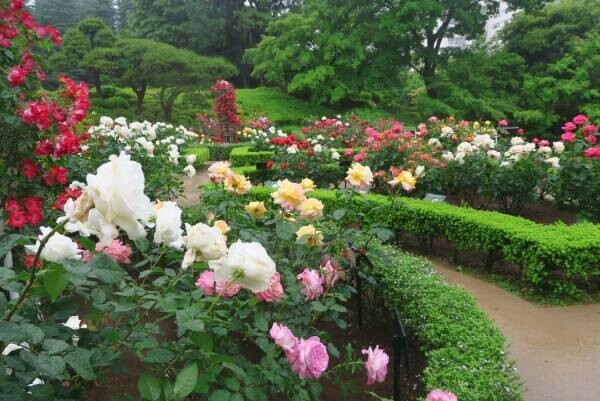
[393,307,409,401]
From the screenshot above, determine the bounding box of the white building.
[441,1,515,49]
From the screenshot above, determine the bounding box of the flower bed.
[247,187,600,298]
[361,239,522,401]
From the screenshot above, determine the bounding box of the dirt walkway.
[433,258,600,401]
[177,165,211,207]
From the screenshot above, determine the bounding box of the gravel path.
[177,164,212,207]
[433,258,600,401]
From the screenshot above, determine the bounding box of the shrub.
[362,239,522,401]
[185,147,211,167]
[229,145,275,167]
[247,187,600,298]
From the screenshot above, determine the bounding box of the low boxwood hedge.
[229,145,275,167]
[184,146,211,166]
[248,187,600,298]
[361,239,522,401]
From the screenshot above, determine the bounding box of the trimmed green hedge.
[248,187,600,297]
[362,240,522,401]
[184,146,211,167]
[207,143,248,161]
[229,146,275,167]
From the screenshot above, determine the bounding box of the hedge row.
[229,145,275,167]
[248,187,600,297]
[184,147,211,167]
[362,239,522,401]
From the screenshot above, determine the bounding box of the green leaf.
[190,332,213,352]
[138,373,162,401]
[37,354,66,378]
[173,363,198,398]
[64,348,95,381]
[0,321,26,342]
[0,267,16,288]
[134,238,149,252]
[208,389,231,401]
[253,313,268,332]
[333,209,346,220]
[142,347,174,364]
[91,288,106,304]
[42,339,71,355]
[22,323,45,344]
[224,377,240,392]
[180,319,205,332]
[0,234,26,259]
[88,254,126,284]
[311,301,327,312]
[44,265,70,300]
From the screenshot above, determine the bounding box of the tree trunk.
[94,71,103,98]
[134,84,147,115]
[422,62,437,98]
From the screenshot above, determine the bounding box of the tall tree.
[115,0,133,30]
[127,0,300,87]
[50,18,116,96]
[79,0,117,28]
[32,0,82,31]
[247,0,546,102]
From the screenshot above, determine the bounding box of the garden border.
[248,187,600,297]
[361,238,523,401]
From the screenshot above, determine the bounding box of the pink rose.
[538,139,550,147]
[290,336,329,379]
[270,322,298,361]
[561,132,576,143]
[321,261,340,289]
[562,121,577,132]
[96,240,131,264]
[584,147,600,159]
[362,345,389,385]
[365,127,379,138]
[498,119,508,127]
[392,122,403,133]
[82,250,93,263]
[344,148,354,157]
[573,114,588,125]
[426,390,458,401]
[583,124,597,135]
[353,153,365,163]
[584,135,597,144]
[195,270,241,298]
[403,132,413,140]
[428,116,438,123]
[256,272,284,302]
[297,268,323,300]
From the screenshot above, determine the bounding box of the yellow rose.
[224,173,252,195]
[245,201,267,218]
[301,178,316,192]
[295,225,324,247]
[208,161,232,183]
[388,170,417,192]
[473,121,480,129]
[298,198,324,220]
[271,179,306,209]
[346,163,373,189]
[213,220,231,235]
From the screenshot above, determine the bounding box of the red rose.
[21,159,38,179]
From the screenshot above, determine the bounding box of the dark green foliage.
[32,0,116,31]
[229,146,274,167]
[247,187,600,298]
[363,240,522,401]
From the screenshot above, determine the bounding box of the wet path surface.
[433,258,600,401]
[177,164,211,207]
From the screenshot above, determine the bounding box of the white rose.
[183,223,227,262]
[153,201,184,249]
[209,240,276,293]
[85,152,153,245]
[114,117,127,126]
[331,151,340,160]
[183,164,196,177]
[553,141,565,154]
[114,125,131,139]
[428,138,442,148]
[442,152,455,161]
[415,165,426,178]
[186,154,197,165]
[545,157,560,169]
[314,144,322,153]
[537,146,552,156]
[99,116,114,127]
[440,126,454,137]
[63,315,87,330]
[175,138,185,145]
[487,150,502,160]
[25,226,82,263]
[510,136,524,146]
[287,145,298,154]
[523,143,536,153]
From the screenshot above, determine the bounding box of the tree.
[32,0,82,31]
[142,46,237,121]
[115,0,133,30]
[50,18,116,97]
[127,0,300,87]
[247,0,546,102]
[79,0,117,28]
[501,0,600,72]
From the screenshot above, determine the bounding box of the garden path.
[177,163,212,207]
[433,258,600,401]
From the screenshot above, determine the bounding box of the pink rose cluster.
[296,261,342,301]
[195,270,241,298]
[270,323,329,379]
[561,114,598,147]
[256,272,284,302]
[83,240,132,264]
